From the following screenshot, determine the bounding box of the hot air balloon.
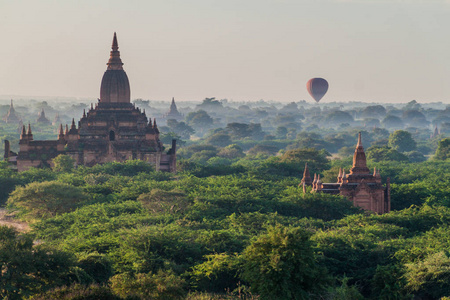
[307,78,328,103]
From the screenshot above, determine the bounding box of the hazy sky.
[1,0,450,103]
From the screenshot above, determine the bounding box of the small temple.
[4,33,176,173]
[164,97,183,121]
[52,113,61,126]
[3,100,21,124]
[431,125,440,139]
[302,133,391,214]
[36,108,51,125]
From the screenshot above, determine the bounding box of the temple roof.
[100,33,131,104]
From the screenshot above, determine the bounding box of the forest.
[1,98,450,299]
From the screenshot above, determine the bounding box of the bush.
[241,226,329,299]
[110,270,186,300]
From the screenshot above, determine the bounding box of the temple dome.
[100,33,131,103]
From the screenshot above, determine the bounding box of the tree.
[404,151,426,163]
[160,132,184,146]
[275,126,288,139]
[190,253,241,292]
[325,111,354,126]
[366,146,409,162]
[196,97,223,111]
[280,148,330,171]
[166,119,195,139]
[361,105,386,119]
[382,115,404,129]
[185,110,214,135]
[247,144,279,156]
[217,144,245,159]
[110,270,186,300]
[435,138,450,160]
[388,130,417,152]
[206,133,232,147]
[7,181,88,218]
[0,226,77,299]
[137,189,189,214]
[404,252,450,299]
[241,226,328,299]
[52,154,75,172]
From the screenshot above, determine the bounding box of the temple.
[3,100,21,124]
[4,33,176,173]
[303,133,390,214]
[36,108,51,125]
[164,97,183,121]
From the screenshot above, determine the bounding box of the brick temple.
[4,33,176,172]
[302,133,390,214]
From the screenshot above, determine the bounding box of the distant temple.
[52,113,61,126]
[36,108,51,125]
[164,97,183,121]
[3,100,21,124]
[4,33,176,172]
[431,125,440,139]
[302,133,390,214]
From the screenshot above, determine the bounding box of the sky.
[0,0,450,103]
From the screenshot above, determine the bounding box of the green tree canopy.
[366,146,409,162]
[388,130,417,152]
[7,181,88,219]
[241,226,328,299]
[51,154,75,173]
[435,138,450,160]
[280,148,330,171]
[0,226,77,299]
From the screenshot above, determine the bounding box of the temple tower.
[300,163,312,186]
[37,108,51,125]
[165,97,184,121]
[100,32,131,104]
[3,100,21,124]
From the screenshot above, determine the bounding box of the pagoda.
[304,133,390,214]
[5,33,176,172]
[3,100,21,124]
[164,97,183,121]
[36,108,51,125]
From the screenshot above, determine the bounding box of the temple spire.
[58,124,65,140]
[107,32,124,70]
[112,32,118,51]
[301,163,312,186]
[350,132,370,175]
[27,124,33,140]
[20,125,26,139]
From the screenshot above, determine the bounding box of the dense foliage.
[1,99,450,299]
[0,153,449,299]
